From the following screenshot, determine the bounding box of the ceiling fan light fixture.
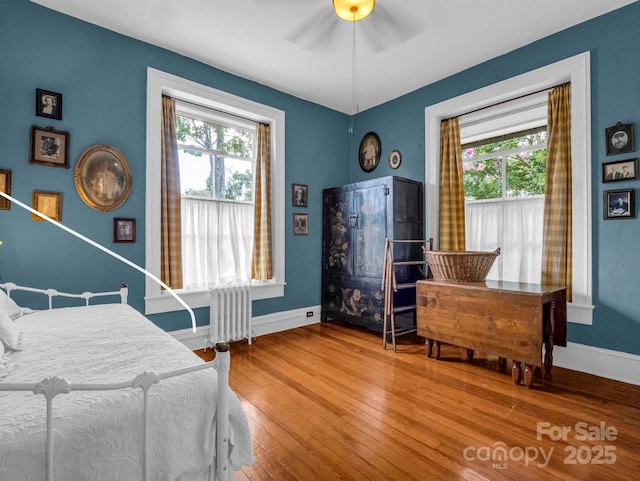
[333,0,375,22]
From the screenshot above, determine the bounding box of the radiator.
[209,284,253,346]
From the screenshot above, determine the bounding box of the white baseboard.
[171,305,321,351]
[171,308,640,386]
[553,342,640,386]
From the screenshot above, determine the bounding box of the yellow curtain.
[252,123,273,280]
[160,95,183,289]
[439,117,466,250]
[541,84,572,300]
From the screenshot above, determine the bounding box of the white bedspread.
[0,304,253,480]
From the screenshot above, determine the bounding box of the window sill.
[144,281,285,315]
[567,302,594,325]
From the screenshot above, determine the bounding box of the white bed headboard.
[0,282,128,308]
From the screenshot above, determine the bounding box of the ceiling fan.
[277,0,425,54]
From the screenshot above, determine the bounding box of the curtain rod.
[444,81,571,122]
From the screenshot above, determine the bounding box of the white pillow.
[0,289,23,319]
[0,310,21,350]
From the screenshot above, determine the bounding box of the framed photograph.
[604,188,635,220]
[74,144,132,212]
[359,131,381,172]
[0,168,11,210]
[29,125,70,168]
[31,190,62,222]
[113,217,136,243]
[293,213,308,235]
[35,88,62,121]
[389,150,402,169]
[605,122,635,156]
[603,158,638,182]
[292,183,308,207]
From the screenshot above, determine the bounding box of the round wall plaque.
[389,150,402,169]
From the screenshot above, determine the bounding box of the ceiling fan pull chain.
[352,14,359,114]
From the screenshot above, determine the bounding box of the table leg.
[498,357,507,371]
[544,300,556,372]
[512,361,522,385]
[524,364,535,388]
[426,339,433,358]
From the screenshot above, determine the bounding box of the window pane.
[463,157,502,200]
[179,151,254,202]
[463,130,546,200]
[221,157,253,202]
[179,149,214,197]
[506,148,547,197]
[176,113,255,201]
[176,116,254,157]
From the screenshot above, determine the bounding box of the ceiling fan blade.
[360,3,425,53]
[285,8,343,52]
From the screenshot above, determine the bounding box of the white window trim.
[145,68,285,314]
[425,52,593,324]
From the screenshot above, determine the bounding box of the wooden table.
[416,279,567,388]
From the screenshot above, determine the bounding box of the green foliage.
[176,116,253,156]
[176,114,254,200]
[225,169,253,201]
[463,132,547,200]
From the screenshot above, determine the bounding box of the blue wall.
[0,0,350,331]
[1,0,640,356]
[349,2,640,356]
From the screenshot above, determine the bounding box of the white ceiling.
[33,0,637,114]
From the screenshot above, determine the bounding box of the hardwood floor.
[196,321,640,481]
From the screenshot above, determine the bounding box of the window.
[462,127,547,283]
[176,105,256,289]
[146,68,285,315]
[425,52,593,324]
[176,107,255,202]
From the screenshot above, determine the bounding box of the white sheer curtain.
[466,196,544,283]
[181,197,254,289]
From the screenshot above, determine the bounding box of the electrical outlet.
[306,311,314,318]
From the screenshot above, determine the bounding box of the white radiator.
[209,284,253,346]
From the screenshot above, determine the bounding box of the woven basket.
[422,248,501,282]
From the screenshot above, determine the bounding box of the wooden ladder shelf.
[382,237,433,352]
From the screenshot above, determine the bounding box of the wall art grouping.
[603,121,637,220]
[0,87,134,243]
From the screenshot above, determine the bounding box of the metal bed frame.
[0,283,234,481]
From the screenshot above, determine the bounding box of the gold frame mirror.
[74,144,132,212]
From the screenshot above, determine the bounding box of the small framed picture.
[604,189,635,220]
[293,213,308,235]
[114,217,136,243]
[32,190,62,222]
[29,125,70,168]
[389,150,402,169]
[35,88,62,120]
[0,168,11,210]
[292,183,308,207]
[603,158,638,182]
[359,131,381,172]
[605,122,635,156]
